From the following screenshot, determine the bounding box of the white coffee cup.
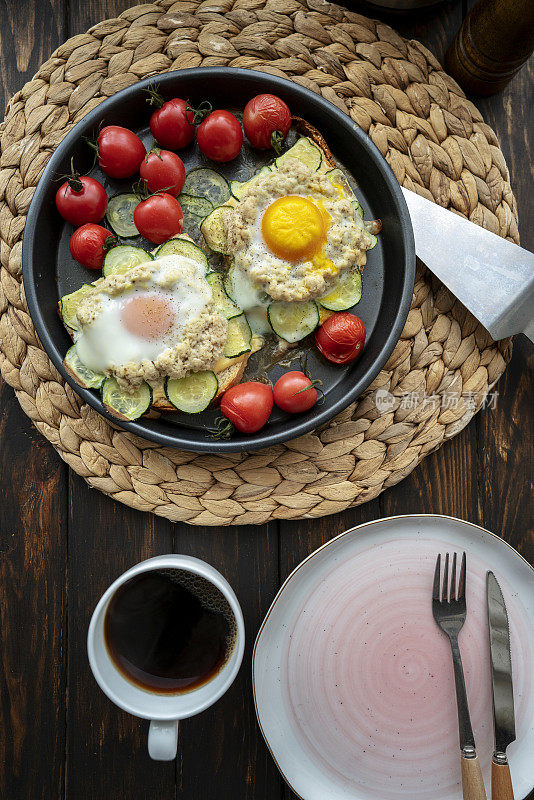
[87,554,245,761]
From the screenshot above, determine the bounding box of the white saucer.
[253,515,534,800]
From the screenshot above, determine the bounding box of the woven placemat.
[0,0,516,525]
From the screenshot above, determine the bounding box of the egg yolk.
[121,294,175,340]
[262,196,329,263]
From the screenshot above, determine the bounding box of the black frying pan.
[22,68,415,453]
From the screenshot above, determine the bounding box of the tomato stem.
[134,178,174,201]
[145,83,164,109]
[270,130,285,155]
[186,100,212,124]
[208,417,234,439]
[104,235,118,251]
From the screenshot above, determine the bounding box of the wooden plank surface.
[0,1,532,799]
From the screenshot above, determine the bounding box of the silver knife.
[487,571,516,800]
[402,188,534,343]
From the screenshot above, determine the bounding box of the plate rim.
[22,66,415,453]
[252,513,534,800]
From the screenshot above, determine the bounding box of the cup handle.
[148,719,179,761]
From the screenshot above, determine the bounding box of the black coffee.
[104,569,236,694]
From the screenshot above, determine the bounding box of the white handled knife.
[402,188,534,342]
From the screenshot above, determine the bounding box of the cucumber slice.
[318,269,362,311]
[206,271,241,319]
[223,314,252,358]
[230,166,272,200]
[60,284,94,331]
[106,193,140,238]
[156,237,208,270]
[275,137,322,172]
[63,345,105,389]
[223,263,268,311]
[103,245,153,277]
[200,206,231,254]
[165,370,218,414]
[101,377,152,421]
[267,300,319,343]
[182,168,230,207]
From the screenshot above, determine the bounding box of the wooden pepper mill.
[445,0,534,96]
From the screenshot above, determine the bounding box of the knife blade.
[487,571,516,800]
[401,187,534,342]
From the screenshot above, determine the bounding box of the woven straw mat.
[0,0,516,526]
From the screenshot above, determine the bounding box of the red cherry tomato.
[315,312,366,365]
[196,110,243,163]
[97,126,146,179]
[55,176,107,226]
[133,193,183,244]
[273,371,318,414]
[150,98,196,150]
[139,150,186,197]
[243,94,292,151]
[69,223,114,270]
[220,382,273,434]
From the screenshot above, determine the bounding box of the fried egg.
[226,159,370,303]
[75,254,212,373]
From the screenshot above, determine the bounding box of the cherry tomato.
[69,223,114,270]
[220,382,273,434]
[150,98,196,150]
[55,175,107,226]
[196,110,243,163]
[97,126,146,179]
[133,193,183,244]
[315,312,366,365]
[139,150,186,197]
[273,371,318,414]
[243,94,291,152]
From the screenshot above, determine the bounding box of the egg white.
[75,255,211,373]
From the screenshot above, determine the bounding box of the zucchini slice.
[101,377,152,421]
[275,137,322,172]
[267,300,319,343]
[223,263,268,311]
[182,168,230,207]
[206,271,242,319]
[200,206,230,254]
[318,269,362,311]
[352,198,364,219]
[60,284,94,331]
[179,193,214,219]
[165,370,218,414]
[325,167,353,196]
[223,314,252,358]
[230,166,272,200]
[63,345,105,389]
[106,193,140,238]
[156,237,208,270]
[245,306,271,336]
[179,194,214,244]
[103,245,153,277]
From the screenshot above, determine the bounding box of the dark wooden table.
[0,2,532,798]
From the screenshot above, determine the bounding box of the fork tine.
[451,552,457,600]
[443,552,449,602]
[458,552,466,600]
[433,554,441,600]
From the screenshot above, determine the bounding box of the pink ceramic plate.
[253,515,534,800]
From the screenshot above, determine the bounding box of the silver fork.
[432,553,487,800]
